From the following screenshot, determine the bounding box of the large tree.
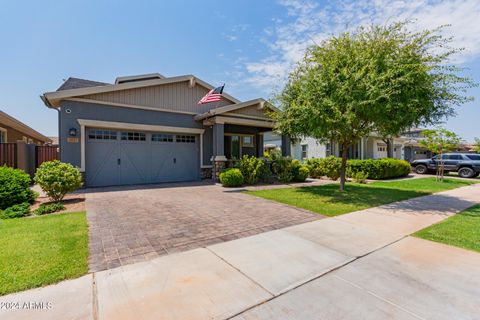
[274,22,475,191]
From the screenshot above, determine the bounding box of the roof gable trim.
[43,75,240,107]
[194,98,278,121]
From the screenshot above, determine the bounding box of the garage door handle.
[117,158,121,165]
[173,158,176,164]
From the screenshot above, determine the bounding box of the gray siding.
[59,100,213,168]
[80,81,233,114]
[228,103,270,119]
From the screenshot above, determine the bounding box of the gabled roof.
[0,110,50,142]
[42,74,240,108]
[57,77,110,91]
[194,98,278,121]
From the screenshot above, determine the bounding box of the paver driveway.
[86,182,320,271]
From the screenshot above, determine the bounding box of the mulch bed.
[31,193,85,214]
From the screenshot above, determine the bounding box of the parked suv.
[411,153,480,178]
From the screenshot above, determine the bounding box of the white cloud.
[225,35,238,41]
[244,0,480,91]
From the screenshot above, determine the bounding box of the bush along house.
[42,73,290,187]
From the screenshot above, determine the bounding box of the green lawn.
[414,205,480,253]
[246,178,476,217]
[0,212,88,296]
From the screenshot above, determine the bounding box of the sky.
[0,0,479,141]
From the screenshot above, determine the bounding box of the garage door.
[85,128,199,187]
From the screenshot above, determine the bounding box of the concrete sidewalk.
[1,184,479,320]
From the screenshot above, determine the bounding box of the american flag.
[198,85,224,104]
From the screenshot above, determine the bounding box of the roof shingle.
[56,77,110,91]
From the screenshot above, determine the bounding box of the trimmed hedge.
[219,168,244,187]
[347,158,411,179]
[306,157,411,180]
[305,156,341,180]
[0,166,36,210]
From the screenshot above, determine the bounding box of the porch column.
[212,123,226,181]
[360,138,365,160]
[256,133,264,157]
[281,135,291,157]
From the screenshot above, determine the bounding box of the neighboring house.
[264,132,405,161]
[47,136,59,145]
[403,128,432,162]
[0,110,50,145]
[403,128,477,161]
[42,73,288,187]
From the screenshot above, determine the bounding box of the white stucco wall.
[292,137,327,160]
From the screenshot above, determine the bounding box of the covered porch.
[194,98,291,179]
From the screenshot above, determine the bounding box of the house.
[0,110,51,145]
[41,73,288,187]
[403,128,433,162]
[403,128,477,161]
[264,132,405,161]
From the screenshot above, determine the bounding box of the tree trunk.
[383,138,393,158]
[387,139,394,158]
[436,150,444,181]
[339,143,349,192]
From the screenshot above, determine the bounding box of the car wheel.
[415,165,428,174]
[458,167,475,178]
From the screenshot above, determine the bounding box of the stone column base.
[213,156,227,182]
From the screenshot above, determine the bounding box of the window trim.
[151,133,174,142]
[301,144,308,159]
[176,134,196,143]
[241,135,254,148]
[120,131,146,141]
[87,129,118,140]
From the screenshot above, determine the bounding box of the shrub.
[263,149,282,162]
[272,157,294,183]
[0,166,36,210]
[305,158,326,178]
[238,155,269,185]
[347,158,410,179]
[322,156,342,180]
[0,202,31,219]
[296,166,310,182]
[305,157,342,180]
[34,202,66,215]
[351,171,369,183]
[219,168,244,187]
[34,160,83,202]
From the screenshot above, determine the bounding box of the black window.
[301,144,308,159]
[152,134,173,142]
[445,154,462,160]
[466,154,480,161]
[176,135,195,143]
[121,132,146,141]
[88,129,117,140]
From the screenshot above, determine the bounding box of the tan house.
[0,110,51,145]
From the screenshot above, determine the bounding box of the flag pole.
[213,83,225,109]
